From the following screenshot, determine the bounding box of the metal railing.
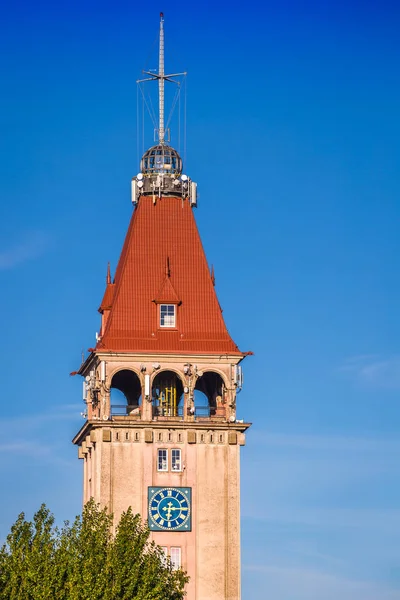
[152,404,184,418]
[111,403,215,418]
[194,405,211,418]
[111,404,140,416]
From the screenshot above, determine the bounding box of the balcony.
[152,404,184,420]
[111,404,141,417]
[110,403,225,421]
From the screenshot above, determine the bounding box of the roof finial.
[106,262,111,284]
[211,265,215,286]
[165,256,171,277]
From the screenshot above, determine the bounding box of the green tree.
[0,500,188,600]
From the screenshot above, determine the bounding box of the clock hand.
[162,502,188,519]
[162,502,176,519]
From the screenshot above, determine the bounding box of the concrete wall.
[83,426,243,600]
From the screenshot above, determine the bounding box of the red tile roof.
[96,195,241,356]
[153,272,181,305]
[99,282,115,312]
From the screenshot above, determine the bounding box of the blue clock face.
[148,487,191,531]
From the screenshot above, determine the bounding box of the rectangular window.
[161,547,168,566]
[170,547,181,570]
[157,449,168,472]
[171,448,182,472]
[160,304,176,328]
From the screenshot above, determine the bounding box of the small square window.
[171,448,182,471]
[160,304,176,328]
[170,547,181,570]
[157,449,168,472]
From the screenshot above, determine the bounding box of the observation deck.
[131,143,196,202]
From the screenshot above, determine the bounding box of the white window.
[170,547,181,570]
[160,304,176,328]
[171,448,182,471]
[157,449,168,472]
[161,547,168,566]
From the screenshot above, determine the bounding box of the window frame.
[160,547,168,566]
[170,547,182,570]
[159,304,176,328]
[171,448,182,472]
[157,448,168,472]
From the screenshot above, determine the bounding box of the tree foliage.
[0,500,188,600]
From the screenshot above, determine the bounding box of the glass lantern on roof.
[140,144,183,175]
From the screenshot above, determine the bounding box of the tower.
[72,14,250,600]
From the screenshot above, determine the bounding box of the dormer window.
[160,304,176,328]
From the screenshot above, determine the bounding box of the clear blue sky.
[1,1,400,598]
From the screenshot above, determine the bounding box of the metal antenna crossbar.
[137,13,186,144]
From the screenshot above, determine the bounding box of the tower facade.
[72,15,250,600]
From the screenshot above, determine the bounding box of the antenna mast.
[132,14,197,205]
[137,13,186,145]
[159,13,165,143]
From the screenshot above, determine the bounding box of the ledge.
[72,419,251,445]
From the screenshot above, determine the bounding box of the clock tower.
[72,14,251,600]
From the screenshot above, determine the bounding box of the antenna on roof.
[137,13,187,144]
[131,15,197,204]
[159,13,165,142]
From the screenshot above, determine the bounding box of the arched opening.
[152,371,184,418]
[110,369,142,416]
[194,371,225,417]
